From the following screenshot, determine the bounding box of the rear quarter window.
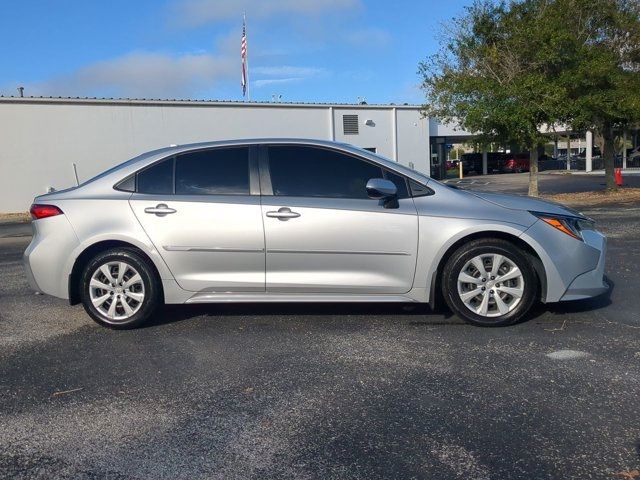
[136,158,174,195]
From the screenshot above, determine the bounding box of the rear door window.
[175,147,250,195]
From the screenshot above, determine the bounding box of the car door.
[260,144,419,294]
[129,146,265,292]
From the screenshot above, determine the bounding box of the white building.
[3,96,637,212]
[0,97,440,212]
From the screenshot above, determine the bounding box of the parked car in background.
[460,153,504,174]
[24,139,609,329]
[627,146,640,167]
[539,154,561,171]
[502,153,530,173]
[557,154,585,170]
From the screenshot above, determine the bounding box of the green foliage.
[420,0,640,189]
[420,0,565,148]
[546,0,640,132]
[549,0,640,188]
[450,147,467,160]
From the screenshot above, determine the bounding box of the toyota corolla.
[23,139,608,328]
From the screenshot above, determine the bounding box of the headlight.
[530,211,595,241]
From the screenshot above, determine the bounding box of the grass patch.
[0,212,30,223]
[446,168,461,179]
[544,187,640,207]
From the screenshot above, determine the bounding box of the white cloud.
[170,0,361,28]
[4,0,387,100]
[10,51,328,99]
[251,65,327,89]
[254,77,304,88]
[25,51,236,98]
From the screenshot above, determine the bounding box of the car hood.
[467,191,585,218]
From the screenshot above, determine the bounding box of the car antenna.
[72,163,80,186]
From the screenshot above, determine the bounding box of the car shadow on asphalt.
[141,283,614,330]
[143,302,470,329]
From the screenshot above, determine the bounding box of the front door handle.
[144,204,177,216]
[266,207,301,221]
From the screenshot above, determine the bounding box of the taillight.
[30,204,64,220]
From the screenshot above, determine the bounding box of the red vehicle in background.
[446,160,459,170]
[502,153,530,173]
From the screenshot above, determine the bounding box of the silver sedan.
[23,139,608,328]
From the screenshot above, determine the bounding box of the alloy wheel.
[457,253,525,317]
[89,261,145,321]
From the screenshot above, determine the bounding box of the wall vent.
[342,115,359,135]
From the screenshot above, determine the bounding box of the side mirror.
[366,178,397,200]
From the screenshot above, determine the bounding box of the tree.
[420,0,564,196]
[420,0,640,194]
[546,0,640,190]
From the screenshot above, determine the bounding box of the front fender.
[416,218,530,296]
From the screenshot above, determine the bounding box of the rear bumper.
[23,215,79,299]
[23,248,42,293]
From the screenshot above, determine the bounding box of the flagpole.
[244,12,250,102]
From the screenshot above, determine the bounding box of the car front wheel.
[80,248,161,329]
[442,239,538,327]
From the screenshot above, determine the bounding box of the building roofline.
[0,95,422,110]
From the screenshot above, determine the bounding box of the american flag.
[241,15,248,98]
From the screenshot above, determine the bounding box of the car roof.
[41,138,433,201]
[139,138,354,157]
[103,138,429,183]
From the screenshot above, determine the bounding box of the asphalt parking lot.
[1,174,639,479]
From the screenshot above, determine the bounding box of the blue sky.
[0,0,471,104]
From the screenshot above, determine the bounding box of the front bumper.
[560,231,609,301]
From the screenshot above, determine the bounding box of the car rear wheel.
[442,239,538,327]
[80,248,161,329]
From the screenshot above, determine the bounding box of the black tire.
[80,248,162,329]
[441,239,538,327]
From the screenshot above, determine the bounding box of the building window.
[342,115,359,135]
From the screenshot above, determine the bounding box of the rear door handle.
[144,204,177,216]
[266,207,301,221]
